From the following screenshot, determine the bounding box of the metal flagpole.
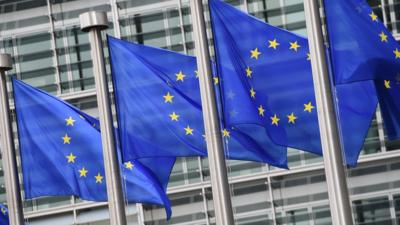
[79,12,127,225]
[0,54,25,225]
[303,1,354,224]
[189,1,235,224]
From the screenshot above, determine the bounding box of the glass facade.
[0,0,399,224]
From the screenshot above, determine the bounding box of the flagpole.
[0,54,25,225]
[303,1,354,224]
[189,1,235,224]
[79,12,127,225]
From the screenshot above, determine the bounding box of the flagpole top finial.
[79,11,108,32]
[0,54,12,72]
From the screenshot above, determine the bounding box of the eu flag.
[209,0,378,166]
[325,0,400,140]
[374,79,400,139]
[324,0,400,84]
[13,78,174,218]
[109,36,288,168]
[0,205,28,225]
[0,205,10,225]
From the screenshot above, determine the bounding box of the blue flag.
[0,205,29,225]
[373,79,400,139]
[13,78,174,218]
[109,36,288,168]
[325,0,400,140]
[324,0,400,84]
[0,205,10,225]
[209,0,378,166]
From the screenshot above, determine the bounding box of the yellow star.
[307,53,311,61]
[163,92,174,103]
[379,31,388,42]
[1,207,6,215]
[369,12,378,21]
[65,116,75,126]
[169,112,180,121]
[62,134,71,144]
[271,114,280,126]
[176,71,186,82]
[222,129,230,137]
[258,105,265,117]
[304,102,315,113]
[66,153,76,163]
[184,126,194,135]
[246,67,253,78]
[79,167,88,177]
[290,41,300,52]
[268,39,280,50]
[250,48,261,59]
[213,76,219,85]
[195,70,199,78]
[250,88,256,98]
[384,80,391,89]
[394,48,400,59]
[125,161,134,170]
[95,173,104,183]
[287,113,297,124]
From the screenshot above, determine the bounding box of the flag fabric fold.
[324,0,400,84]
[13,78,173,219]
[373,79,400,140]
[324,0,400,141]
[209,0,378,166]
[109,36,288,168]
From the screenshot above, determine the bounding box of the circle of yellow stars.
[247,37,314,127]
[367,9,399,90]
[62,116,105,184]
[164,70,201,137]
[162,70,233,142]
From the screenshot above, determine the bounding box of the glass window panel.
[51,0,110,21]
[286,209,310,225]
[35,196,72,210]
[169,158,186,187]
[140,13,165,34]
[201,157,210,181]
[186,157,201,184]
[353,196,393,225]
[248,0,284,27]
[181,6,195,55]
[65,27,94,92]
[227,160,264,177]
[360,116,381,155]
[231,180,271,216]
[348,162,400,196]
[0,180,5,205]
[144,190,206,224]
[120,11,168,48]
[272,171,328,208]
[287,148,302,167]
[117,0,170,10]
[276,209,311,225]
[0,0,48,31]
[304,152,322,165]
[15,33,57,93]
[394,194,400,224]
[28,211,74,225]
[312,205,332,225]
